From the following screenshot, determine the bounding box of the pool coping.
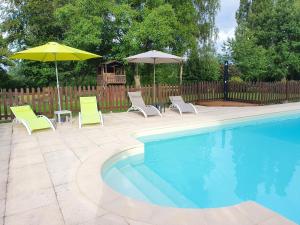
[76,109,299,225]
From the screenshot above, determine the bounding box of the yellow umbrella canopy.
[10,42,101,61]
[10,42,101,111]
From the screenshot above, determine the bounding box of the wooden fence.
[2,81,300,121]
[227,81,300,104]
[0,82,223,121]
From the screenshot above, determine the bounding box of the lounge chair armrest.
[188,103,198,114]
[147,105,162,117]
[38,115,56,131]
[169,103,182,116]
[129,105,147,118]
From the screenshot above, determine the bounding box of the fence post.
[157,84,161,104]
[223,61,229,101]
[259,82,263,105]
[286,80,288,102]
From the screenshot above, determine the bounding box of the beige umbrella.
[125,50,184,102]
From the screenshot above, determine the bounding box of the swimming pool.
[102,113,300,224]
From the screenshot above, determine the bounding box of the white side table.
[54,110,72,124]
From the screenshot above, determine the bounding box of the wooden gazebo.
[97,60,126,86]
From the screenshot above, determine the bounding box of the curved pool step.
[104,167,149,202]
[135,164,198,208]
[120,164,177,206]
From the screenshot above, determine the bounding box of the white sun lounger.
[127,91,162,118]
[169,96,198,116]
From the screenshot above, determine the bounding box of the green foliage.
[185,46,220,82]
[236,0,251,25]
[0,34,22,88]
[231,28,269,81]
[230,76,243,83]
[2,0,66,87]
[55,0,107,51]
[0,35,11,73]
[1,0,221,87]
[230,0,300,81]
[2,0,63,47]
[115,4,179,57]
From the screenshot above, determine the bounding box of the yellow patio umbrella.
[10,42,101,111]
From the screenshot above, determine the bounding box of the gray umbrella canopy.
[125,50,184,101]
[126,50,183,64]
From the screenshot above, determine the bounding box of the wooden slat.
[0,90,2,120]
[3,89,8,120]
[64,87,68,110]
[37,87,41,113]
[97,86,102,111]
[42,87,47,115]
[8,89,13,119]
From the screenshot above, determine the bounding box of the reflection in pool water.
[103,114,300,224]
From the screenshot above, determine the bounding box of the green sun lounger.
[10,105,55,135]
[79,96,104,128]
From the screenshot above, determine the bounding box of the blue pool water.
[102,113,300,224]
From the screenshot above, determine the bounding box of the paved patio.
[1,103,300,225]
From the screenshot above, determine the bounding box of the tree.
[2,0,221,86]
[236,0,251,25]
[0,35,11,86]
[181,0,221,82]
[0,34,22,88]
[107,0,220,83]
[230,0,300,81]
[231,28,269,81]
[1,0,70,87]
[185,46,220,82]
[113,4,180,58]
[2,0,64,48]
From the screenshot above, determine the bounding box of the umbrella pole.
[55,59,62,111]
[153,58,156,103]
[180,63,183,85]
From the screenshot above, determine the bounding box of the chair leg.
[79,112,82,128]
[99,111,104,126]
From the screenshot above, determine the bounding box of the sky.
[215,0,240,53]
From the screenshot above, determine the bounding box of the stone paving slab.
[0,199,4,219]
[76,213,130,225]
[4,204,65,225]
[0,124,11,225]
[7,163,53,197]
[5,187,57,216]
